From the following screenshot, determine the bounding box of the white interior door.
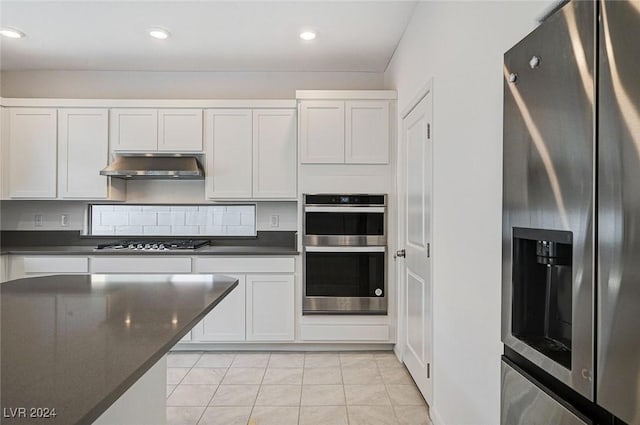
[398,86,433,404]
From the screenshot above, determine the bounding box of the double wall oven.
[303,194,387,315]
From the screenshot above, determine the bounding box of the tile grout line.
[295,352,306,425]
[195,351,237,425]
[377,354,401,425]
[246,352,270,425]
[339,353,351,425]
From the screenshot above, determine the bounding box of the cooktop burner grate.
[96,239,210,251]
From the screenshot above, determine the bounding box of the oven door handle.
[304,206,386,213]
[304,246,386,253]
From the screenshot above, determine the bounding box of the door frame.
[395,78,435,403]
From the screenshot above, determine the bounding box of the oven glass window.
[305,212,384,236]
[305,252,384,297]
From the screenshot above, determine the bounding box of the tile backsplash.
[90,205,256,236]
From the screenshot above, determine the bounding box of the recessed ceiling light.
[0,28,25,39]
[299,31,316,41]
[148,28,170,40]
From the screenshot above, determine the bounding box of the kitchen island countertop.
[0,273,238,425]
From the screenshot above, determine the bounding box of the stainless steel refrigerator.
[502,1,640,423]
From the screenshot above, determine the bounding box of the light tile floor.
[166,351,432,425]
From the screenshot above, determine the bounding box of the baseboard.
[430,406,444,425]
[172,342,395,352]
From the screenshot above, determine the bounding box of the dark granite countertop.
[0,274,238,425]
[0,245,299,256]
[0,230,299,256]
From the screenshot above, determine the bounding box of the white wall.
[0,70,384,99]
[384,2,551,424]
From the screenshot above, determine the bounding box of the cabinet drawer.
[300,325,390,341]
[23,256,89,274]
[194,257,294,273]
[91,257,192,273]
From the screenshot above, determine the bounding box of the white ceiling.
[0,1,417,72]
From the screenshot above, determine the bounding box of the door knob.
[395,249,406,258]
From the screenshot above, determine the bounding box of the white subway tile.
[171,225,200,236]
[101,212,128,226]
[92,205,114,212]
[222,225,256,236]
[185,211,207,225]
[142,225,171,235]
[241,213,254,226]
[92,225,115,235]
[117,206,143,212]
[212,214,224,226]
[221,213,241,226]
[114,225,143,235]
[157,212,186,226]
[91,209,102,226]
[228,206,254,215]
[201,225,224,235]
[129,212,157,226]
[143,205,170,212]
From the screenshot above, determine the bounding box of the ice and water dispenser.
[511,228,573,369]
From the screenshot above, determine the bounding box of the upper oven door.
[304,206,386,246]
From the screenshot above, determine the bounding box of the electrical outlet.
[34,214,43,227]
[270,215,280,228]
[61,214,69,227]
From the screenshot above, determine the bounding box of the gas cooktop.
[96,239,210,251]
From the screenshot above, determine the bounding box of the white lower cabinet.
[90,257,192,274]
[5,254,297,343]
[192,275,246,341]
[8,256,89,280]
[246,274,295,341]
[191,257,296,342]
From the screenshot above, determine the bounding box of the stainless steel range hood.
[100,154,204,180]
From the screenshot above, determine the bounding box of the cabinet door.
[205,109,252,198]
[345,100,390,164]
[110,109,158,151]
[8,108,57,198]
[58,109,109,198]
[252,109,297,198]
[192,275,246,341]
[158,109,203,152]
[246,274,294,341]
[299,101,345,164]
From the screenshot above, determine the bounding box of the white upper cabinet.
[110,108,203,152]
[205,109,253,198]
[345,100,389,164]
[300,101,345,164]
[205,108,297,200]
[110,109,158,151]
[297,91,395,165]
[252,109,297,198]
[58,108,113,199]
[8,108,58,198]
[158,109,203,151]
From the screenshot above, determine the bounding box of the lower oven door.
[303,246,386,314]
